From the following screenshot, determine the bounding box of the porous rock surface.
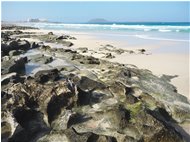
[1,26,190,142]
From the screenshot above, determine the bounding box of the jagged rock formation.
[1,26,190,142]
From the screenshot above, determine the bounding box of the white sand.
[110,53,189,98]
[70,31,189,99]
[19,29,190,99]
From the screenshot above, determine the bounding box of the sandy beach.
[66,31,190,99]
[2,1,190,141]
[17,29,190,99]
[2,25,190,142]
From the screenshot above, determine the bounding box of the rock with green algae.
[2,60,189,142]
[1,28,190,142]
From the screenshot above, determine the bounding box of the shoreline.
[1,25,190,141]
[8,28,189,99]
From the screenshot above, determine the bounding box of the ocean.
[17,22,190,42]
[16,22,189,54]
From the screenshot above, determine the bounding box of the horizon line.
[2,20,190,23]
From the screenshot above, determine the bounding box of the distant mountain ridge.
[87,18,109,24]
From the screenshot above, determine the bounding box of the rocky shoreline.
[1,25,190,142]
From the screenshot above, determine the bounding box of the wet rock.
[13,30,23,35]
[1,121,12,142]
[87,56,100,64]
[168,104,190,123]
[37,34,74,47]
[28,54,53,64]
[1,75,79,141]
[77,76,106,91]
[1,57,27,75]
[2,65,189,142]
[72,105,132,140]
[71,54,84,60]
[56,35,66,40]
[62,41,74,47]
[34,69,60,83]
[1,32,12,41]
[138,49,146,54]
[78,47,88,53]
[125,86,139,104]
[72,54,100,65]
[1,72,25,86]
[40,45,51,50]
[1,111,18,142]
[1,56,10,61]
[38,42,44,47]
[2,39,30,55]
[17,39,31,50]
[128,50,135,54]
[9,50,23,57]
[56,35,76,40]
[1,42,12,55]
[37,132,69,142]
[87,134,117,142]
[2,26,190,142]
[31,42,39,49]
[48,32,53,35]
[160,74,178,82]
[105,44,114,47]
[105,53,115,59]
[1,25,38,30]
[148,128,184,142]
[50,109,72,131]
[64,128,92,142]
[64,49,77,53]
[47,92,77,125]
[115,49,125,54]
[99,45,125,55]
[8,108,50,142]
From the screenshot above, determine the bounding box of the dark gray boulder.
[105,53,115,59]
[2,40,31,55]
[31,42,39,49]
[16,40,30,50]
[48,32,53,35]
[9,50,24,57]
[56,35,76,40]
[1,57,27,75]
[138,49,146,54]
[13,30,23,35]
[1,73,26,86]
[78,47,88,53]
[71,54,100,65]
[34,69,60,83]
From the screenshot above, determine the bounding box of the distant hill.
[27,18,47,22]
[87,18,110,24]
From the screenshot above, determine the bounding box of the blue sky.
[2,1,190,23]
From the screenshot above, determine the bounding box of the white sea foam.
[17,22,190,33]
[158,29,171,32]
[15,22,189,42]
[135,34,189,42]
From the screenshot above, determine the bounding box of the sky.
[1,1,190,23]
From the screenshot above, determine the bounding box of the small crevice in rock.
[87,133,117,142]
[125,87,138,104]
[10,107,50,142]
[67,113,92,128]
[47,92,74,124]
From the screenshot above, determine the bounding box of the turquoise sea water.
[19,22,190,32]
[18,22,190,41]
[17,22,189,54]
